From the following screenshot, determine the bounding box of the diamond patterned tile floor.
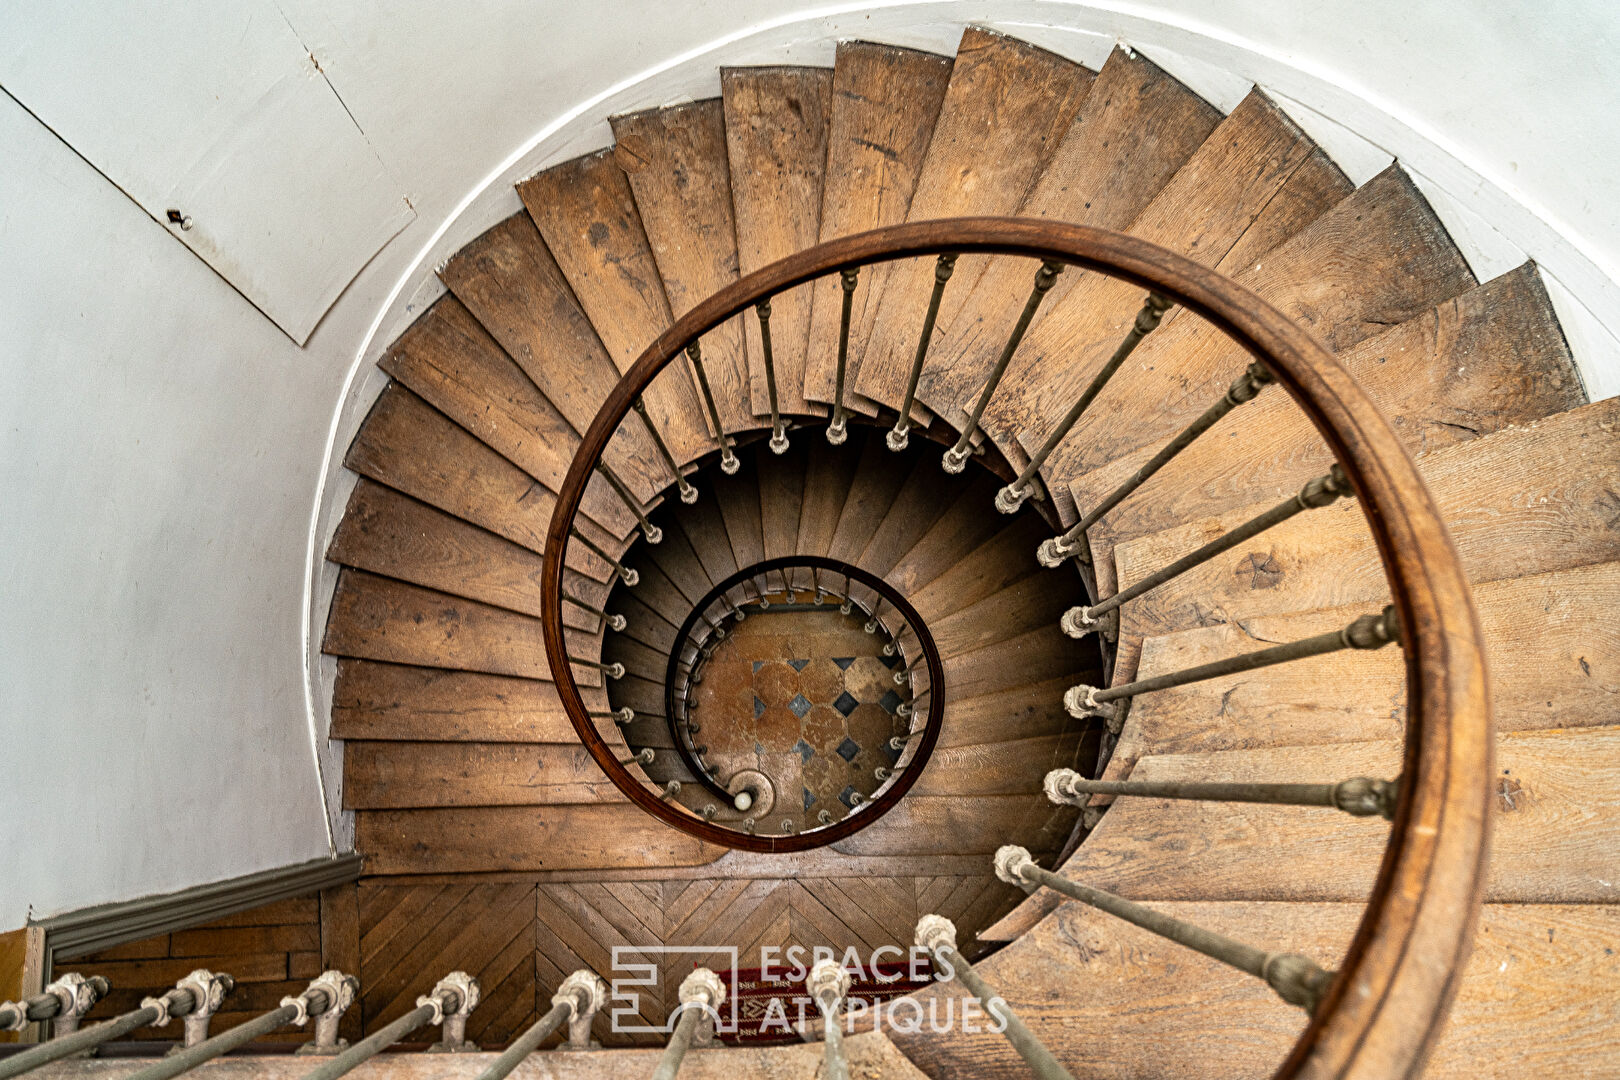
[692,609,911,829]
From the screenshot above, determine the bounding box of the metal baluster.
[995,292,1173,512]
[618,748,656,767]
[1060,465,1354,638]
[572,656,626,680]
[301,973,477,1080]
[828,268,859,445]
[686,341,739,475]
[589,707,636,725]
[1039,361,1275,566]
[942,261,1064,473]
[888,253,959,451]
[632,398,698,504]
[995,846,1335,1013]
[125,972,357,1080]
[474,971,604,1080]
[756,300,789,454]
[864,596,883,634]
[660,780,683,801]
[0,971,233,1080]
[562,588,627,632]
[1045,768,1400,819]
[569,529,638,586]
[597,463,662,543]
[652,969,725,1080]
[808,959,851,1080]
[1065,606,1401,730]
[0,974,109,1042]
[914,917,1075,1080]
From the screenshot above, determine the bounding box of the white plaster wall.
[3,0,1617,927]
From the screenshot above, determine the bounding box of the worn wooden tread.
[331,660,606,743]
[344,741,630,808]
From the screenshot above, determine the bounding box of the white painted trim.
[299,1,1620,839]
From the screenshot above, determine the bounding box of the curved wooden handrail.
[657,555,946,833]
[540,218,1491,1079]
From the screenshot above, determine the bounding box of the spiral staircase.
[32,25,1617,1080]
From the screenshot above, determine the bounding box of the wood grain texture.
[902,902,1620,1080]
[1103,561,1620,778]
[757,439,808,562]
[850,28,1093,415]
[438,212,665,503]
[1074,261,1585,596]
[322,569,597,684]
[939,674,1090,749]
[1036,165,1474,516]
[830,793,1072,857]
[920,47,1220,423]
[612,101,755,436]
[332,660,606,743]
[344,742,627,808]
[804,42,952,413]
[317,883,361,1042]
[794,427,865,557]
[357,806,728,875]
[517,151,711,466]
[912,732,1092,796]
[723,67,834,418]
[826,432,913,562]
[883,470,1004,595]
[909,515,1049,620]
[1110,397,1620,681]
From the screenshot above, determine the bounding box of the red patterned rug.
[718,960,932,1044]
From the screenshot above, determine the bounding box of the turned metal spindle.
[597,463,661,543]
[817,808,834,825]
[127,972,356,1080]
[894,652,923,686]
[996,846,1336,1013]
[756,299,789,454]
[943,260,1064,473]
[864,596,882,634]
[915,916,1075,1080]
[828,267,859,444]
[0,974,109,1041]
[1040,361,1276,566]
[632,397,698,504]
[652,969,725,1080]
[570,528,638,586]
[562,588,627,632]
[618,746,654,767]
[660,780,682,801]
[0,971,233,1080]
[808,959,852,1080]
[303,973,478,1080]
[475,971,605,1080]
[1066,606,1401,729]
[996,292,1174,513]
[589,707,636,725]
[888,253,959,451]
[686,341,739,475]
[572,656,625,680]
[874,766,891,781]
[1061,465,1354,638]
[1045,768,1400,820]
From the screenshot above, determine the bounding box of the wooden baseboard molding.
[38,854,362,965]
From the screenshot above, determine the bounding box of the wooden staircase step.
[641,520,715,608]
[826,432,914,562]
[1033,165,1475,518]
[855,444,965,577]
[919,46,1220,426]
[344,741,629,808]
[722,66,834,419]
[602,628,669,681]
[610,100,755,435]
[1073,261,1584,595]
[1056,730,1620,907]
[670,487,742,585]
[947,90,1345,479]
[1110,397,1620,682]
[322,568,599,684]
[1105,561,1619,783]
[829,793,1074,858]
[802,42,952,415]
[615,557,691,630]
[912,732,1094,796]
[331,660,605,743]
[710,451,767,569]
[327,480,606,630]
[609,589,681,657]
[355,804,728,874]
[942,623,1096,701]
[939,674,1088,749]
[516,150,712,466]
[928,570,1077,657]
[884,470,1003,596]
[758,439,808,561]
[910,514,1049,620]
[438,211,665,503]
[849,27,1093,418]
[794,425,866,556]
[901,901,1620,1079]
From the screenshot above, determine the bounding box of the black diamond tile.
[803,787,817,810]
[787,658,810,671]
[753,696,765,719]
[787,693,812,718]
[881,740,902,764]
[878,653,901,669]
[793,738,814,763]
[835,737,860,762]
[832,691,858,717]
[832,657,856,670]
[878,689,902,714]
[839,784,860,808]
